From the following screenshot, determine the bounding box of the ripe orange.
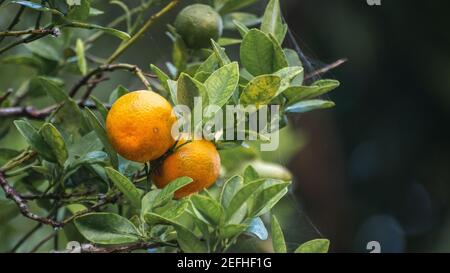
[153,139,221,198]
[106,90,176,163]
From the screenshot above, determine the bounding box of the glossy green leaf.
[240,29,288,76]
[274,66,303,95]
[284,100,335,114]
[105,167,142,208]
[260,0,288,44]
[295,239,330,253]
[0,55,44,70]
[68,22,131,40]
[75,38,87,75]
[225,179,266,221]
[218,37,241,46]
[211,39,231,66]
[271,215,287,253]
[250,182,290,217]
[39,123,68,166]
[74,212,140,244]
[243,165,259,183]
[240,74,281,106]
[284,80,340,103]
[84,108,118,168]
[219,224,248,239]
[223,12,260,29]
[109,85,129,104]
[151,176,193,209]
[177,73,208,109]
[14,120,55,162]
[150,64,170,94]
[11,1,63,15]
[220,175,244,208]
[217,0,262,14]
[204,62,239,109]
[233,20,250,38]
[245,217,268,240]
[190,194,224,225]
[89,96,108,123]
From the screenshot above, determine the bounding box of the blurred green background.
[1,0,449,252]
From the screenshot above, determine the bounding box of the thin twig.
[304,59,347,81]
[10,223,43,253]
[69,63,153,97]
[58,241,176,253]
[0,100,110,119]
[106,0,179,64]
[0,28,59,37]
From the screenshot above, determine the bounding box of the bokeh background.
[1,0,449,252]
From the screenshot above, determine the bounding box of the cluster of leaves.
[0,0,338,253]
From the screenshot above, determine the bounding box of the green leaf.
[211,39,231,66]
[219,224,248,239]
[245,217,268,240]
[14,120,55,162]
[105,167,142,208]
[68,21,131,40]
[274,66,304,95]
[225,179,266,221]
[109,85,129,104]
[284,80,340,103]
[11,1,63,15]
[260,0,288,44]
[243,165,259,183]
[220,175,244,208]
[151,177,193,209]
[177,73,208,109]
[218,37,242,46]
[240,29,288,76]
[39,123,68,166]
[89,96,108,123]
[196,53,220,76]
[240,74,281,107]
[223,12,260,29]
[284,48,303,67]
[250,182,290,217]
[217,0,262,14]
[190,194,224,226]
[68,0,90,21]
[67,131,103,161]
[295,239,330,253]
[284,100,335,114]
[75,38,87,75]
[84,108,118,168]
[175,224,208,253]
[145,199,189,225]
[271,215,287,253]
[204,62,239,110]
[74,212,140,244]
[233,20,250,38]
[172,36,188,71]
[144,212,207,253]
[37,76,89,136]
[150,64,170,94]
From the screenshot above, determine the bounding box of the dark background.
[282,0,450,252]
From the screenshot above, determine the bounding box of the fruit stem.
[105,0,179,64]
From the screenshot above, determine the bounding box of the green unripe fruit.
[174,4,223,49]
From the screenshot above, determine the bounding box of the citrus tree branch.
[106,0,179,64]
[57,241,175,253]
[69,63,153,97]
[0,170,122,228]
[0,28,59,37]
[0,100,109,119]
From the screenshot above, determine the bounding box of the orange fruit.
[153,139,221,198]
[106,90,176,163]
